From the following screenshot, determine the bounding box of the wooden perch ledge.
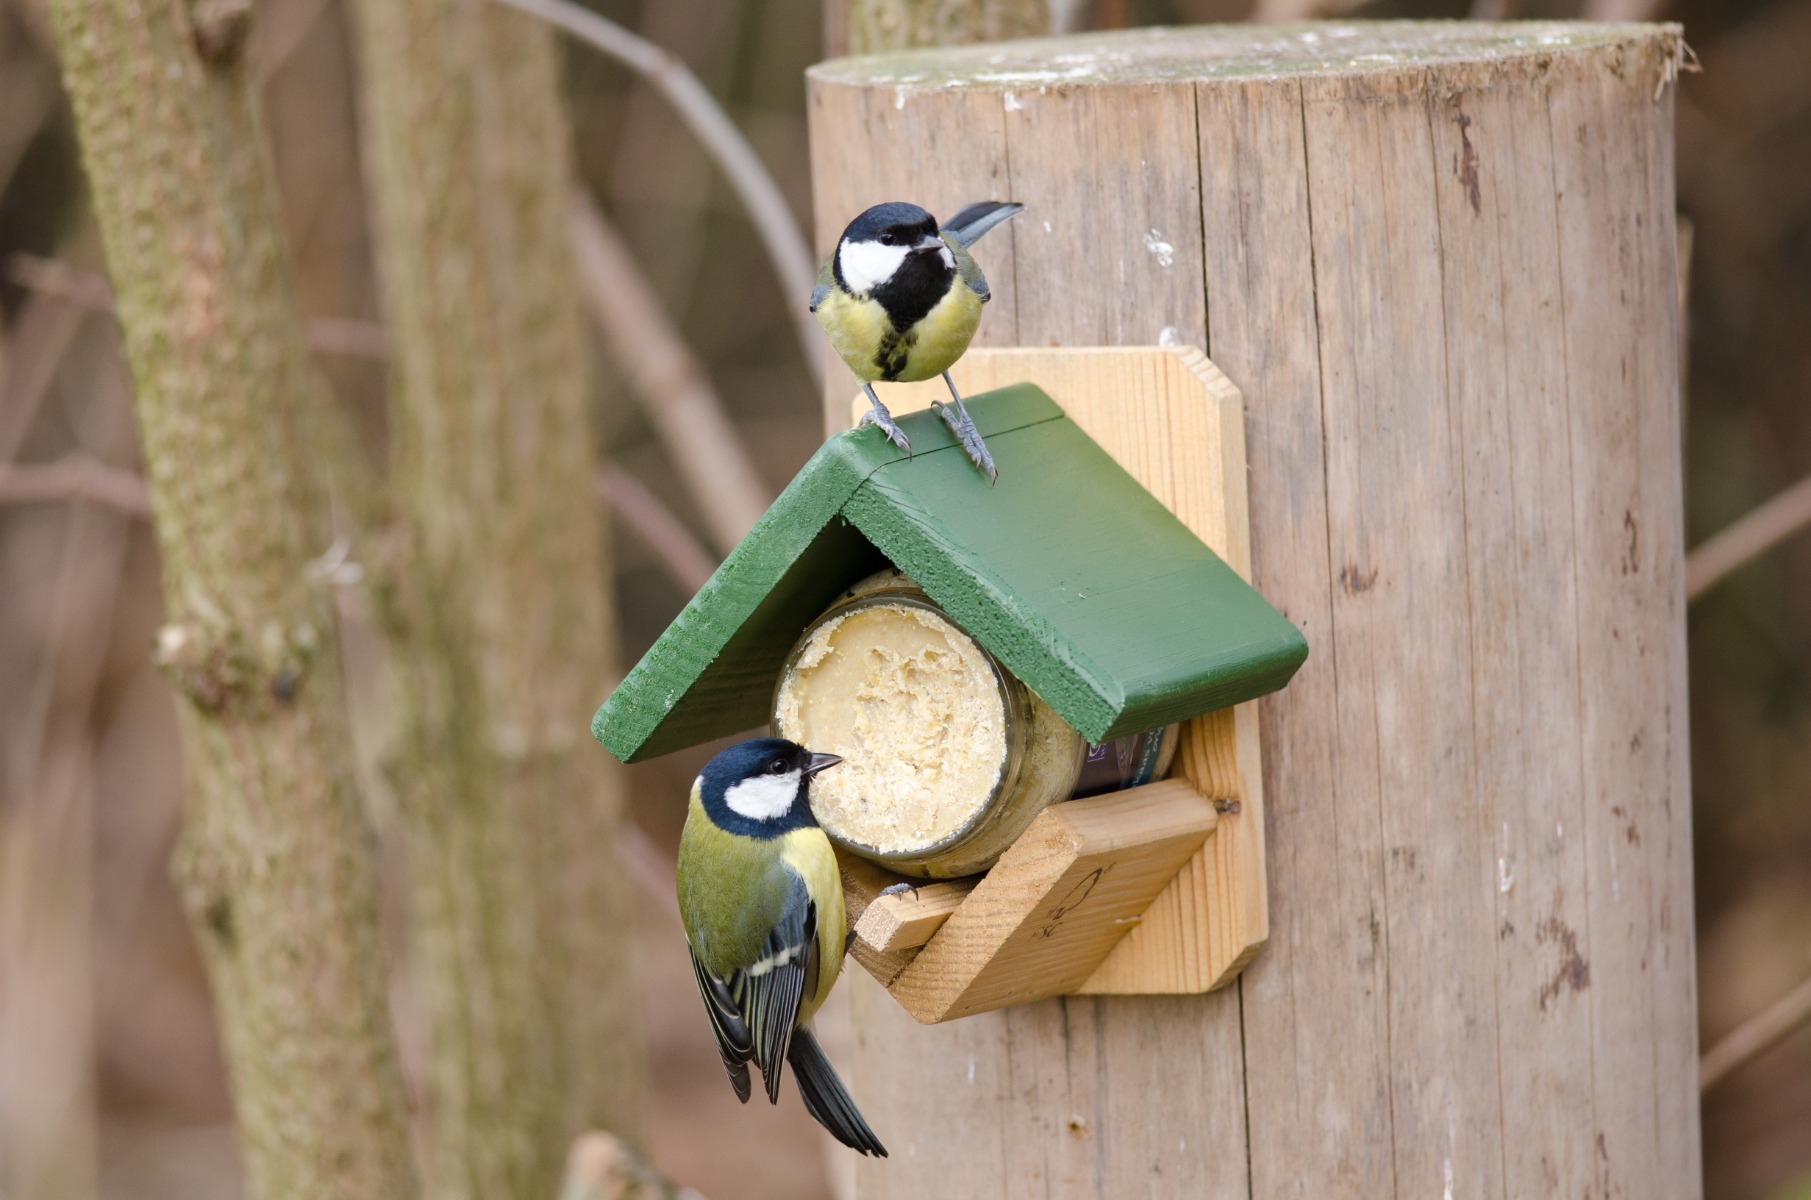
[840,779,1217,1023]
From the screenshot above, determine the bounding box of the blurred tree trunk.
[40,5,419,1200]
[827,0,1050,56]
[348,1,647,1196]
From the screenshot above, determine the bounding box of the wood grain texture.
[811,22,1696,1199]
[1198,72,1401,1199]
[855,878,977,953]
[1426,64,1594,1196]
[882,782,1216,1023]
[856,347,1273,994]
[1548,47,1700,1197]
[839,773,1221,999]
[839,850,925,986]
[1302,64,1507,1199]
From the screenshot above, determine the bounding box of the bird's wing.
[947,235,992,303]
[941,200,1024,248]
[688,947,754,1102]
[726,869,815,1103]
[688,878,813,1105]
[809,259,834,312]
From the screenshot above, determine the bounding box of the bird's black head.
[696,737,841,837]
[841,202,938,247]
[834,202,951,298]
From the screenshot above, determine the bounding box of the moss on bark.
[347,1,648,1195]
[42,3,418,1198]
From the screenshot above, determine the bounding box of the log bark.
[347,1,647,1195]
[41,4,419,1198]
[809,23,1698,1198]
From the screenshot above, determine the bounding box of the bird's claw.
[932,400,998,485]
[858,393,912,456]
[877,881,921,902]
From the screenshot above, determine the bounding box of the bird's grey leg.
[877,881,921,902]
[858,382,911,455]
[933,372,997,484]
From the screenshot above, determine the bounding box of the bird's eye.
[769,759,789,775]
[878,233,896,246]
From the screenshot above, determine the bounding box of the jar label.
[1073,725,1175,799]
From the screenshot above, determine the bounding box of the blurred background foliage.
[0,0,1807,1196]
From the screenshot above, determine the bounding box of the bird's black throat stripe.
[874,329,915,382]
[871,252,952,335]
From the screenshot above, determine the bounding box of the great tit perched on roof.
[811,200,1024,484]
[676,737,887,1156]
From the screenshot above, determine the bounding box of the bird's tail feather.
[942,201,1024,248]
[787,1027,887,1157]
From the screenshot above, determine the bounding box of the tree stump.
[809,23,1696,1198]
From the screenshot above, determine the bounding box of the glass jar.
[772,570,1085,878]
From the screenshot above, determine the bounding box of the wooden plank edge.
[884,781,1218,1023]
[854,878,978,953]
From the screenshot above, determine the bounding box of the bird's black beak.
[804,752,842,777]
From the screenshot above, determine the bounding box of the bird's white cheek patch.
[839,240,910,294]
[724,771,802,821]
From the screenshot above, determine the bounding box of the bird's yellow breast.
[815,279,984,385]
[815,289,892,383]
[779,826,846,1022]
[897,282,984,382]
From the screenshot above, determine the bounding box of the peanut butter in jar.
[772,570,1084,879]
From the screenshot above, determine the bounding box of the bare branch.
[5,252,114,310]
[1685,472,1811,600]
[7,255,391,363]
[491,0,823,386]
[1701,970,1811,1091]
[615,822,681,927]
[573,194,770,553]
[8,253,392,360]
[0,232,102,465]
[0,457,153,517]
[598,464,718,595]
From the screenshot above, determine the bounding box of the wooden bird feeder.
[594,345,1305,1022]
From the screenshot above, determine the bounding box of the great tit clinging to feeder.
[811,200,1024,484]
[676,737,887,1156]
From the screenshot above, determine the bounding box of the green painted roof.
[593,385,1307,762]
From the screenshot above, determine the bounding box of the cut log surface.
[810,22,1696,1199]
